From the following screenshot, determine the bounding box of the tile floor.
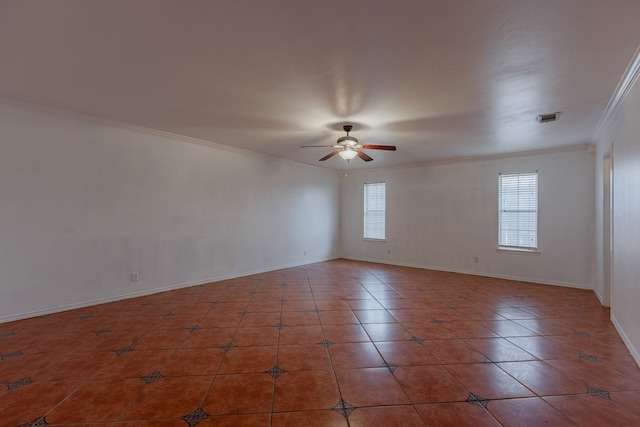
[1,259,640,426]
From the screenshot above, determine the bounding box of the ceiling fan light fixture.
[339,148,358,160]
[337,135,359,146]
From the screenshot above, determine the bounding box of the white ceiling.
[1,1,639,170]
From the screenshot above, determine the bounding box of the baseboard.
[611,313,640,368]
[341,257,593,290]
[0,256,339,324]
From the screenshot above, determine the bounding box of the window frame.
[363,182,386,241]
[498,171,539,252]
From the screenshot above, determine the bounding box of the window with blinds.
[364,182,386,240]
[498,171,538,250]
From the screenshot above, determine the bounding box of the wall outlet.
[304,250,307,256]
[131,272,139,282]
[473,256,479,263]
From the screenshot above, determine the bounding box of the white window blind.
[364,182,386,240]
[498,171,538,250]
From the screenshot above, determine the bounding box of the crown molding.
[594,43,640,140]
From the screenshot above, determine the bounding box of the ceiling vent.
[537,112,560,123]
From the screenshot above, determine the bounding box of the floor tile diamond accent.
[587,386,611,400]
[239,310,249,316]
[574,331,590,337]
[466,392,489,409]
[18,416,48,427]
[7,377,33,391]
[0,331,16,338]
[447,305,458,310]
[579,353,598,362]
[318,339,334,348]
[274,323,284,330]
[410,336,425,345]
[181,407,210,427]
[143,371,165,384]
[332,399,357,418]
[0,350,22,361]
[161,312,174,318]
[265,365,286,378]
[186,325,201,333]
[220,343,236,352]
[95,328,111,336]
[115,346,133,356]
[430,318,444,325]
[381,361,398,372]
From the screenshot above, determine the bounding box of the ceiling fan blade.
[361,144,397,151]
[319,150,340,161]
[301,145,337,148]
[356,150,374,162]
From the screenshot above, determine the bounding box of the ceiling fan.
[301,124,396,162]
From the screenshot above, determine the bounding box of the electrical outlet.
[131,272,139,282]
[304,250,307,256]
[474,257,479,263]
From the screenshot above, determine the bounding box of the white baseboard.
[611,313,640,368]
[0,256,339,323]
[341,257,593,290]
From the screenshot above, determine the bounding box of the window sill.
[496,247,540,255]
[363,238,387,243]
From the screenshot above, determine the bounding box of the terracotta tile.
[239,311,282,327]
[353,310,397,324]
[445,363,535,399]
[94,349,173,379]
[203,373,274,415]
[281,300,317,311]
[33,350,117,381]
[273,370,341,411]
[198,413,272,426]
[318,310,359,325]
[198,311,243,328]
[218,346,277,374]
[444,321,500,338]
[363,323,414,341]
[0,352,59,384]
[464,337,537,362]
[329,342,384,369]
[133,328,191,350]
[545,358,640,391]
[403,323,458,340]
[322,324,370,343]
[277,344,332,371]
[394,365,469,403]
[488,397,579,426]
[349,405,425,427]
[272,409,348,426]
[496,361,586,396]
[0,380,80,426]
[279,325,324,344]
[246,301,283,312]
[505,336,573,359]
[154,314,206,330]
[348,299,385,310]
[162,347,225,376]
[375,341,439,366]
[335,367,409,406]
[314,299,351,311]
[424,339,487,364]
[544,394,640,426]
[481,320,538,337]
[180,328,236,348]
[281,310,321,326]
[46,378,145,423]
[610,390,640,417]
[112,419,185,426]
[121,376,212,419]
[233,327,280,346]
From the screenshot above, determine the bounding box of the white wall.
[340,149,595,288]
[594,53,640,364]
[0,100,340,321]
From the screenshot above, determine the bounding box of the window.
[498,171,538,250]
[364,182,386,240]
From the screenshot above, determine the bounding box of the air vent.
[537,112,560,123]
